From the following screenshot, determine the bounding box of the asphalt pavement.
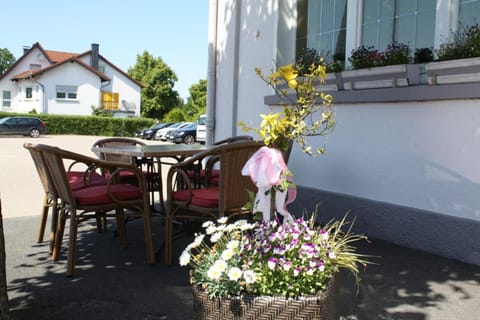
[1,135,479,319]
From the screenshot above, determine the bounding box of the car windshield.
[0,118,10,124]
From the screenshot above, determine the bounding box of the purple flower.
[293,267,302,277]
[268,257,278,270]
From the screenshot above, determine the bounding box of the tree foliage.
[0,48,15,75]
[183,79,207,120]
[128,51,180,119]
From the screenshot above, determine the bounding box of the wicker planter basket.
[192,275,339,320]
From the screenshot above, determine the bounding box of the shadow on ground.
[4,216,480,320]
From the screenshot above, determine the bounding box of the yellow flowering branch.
[239,62,336,157]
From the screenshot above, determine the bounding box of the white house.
[0,43,142,117]
[207,0,480,265]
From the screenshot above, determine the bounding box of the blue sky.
[1,1,209,100]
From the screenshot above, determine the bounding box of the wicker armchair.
[32,144,155,276]
[164,140,264,264]
[24,143,107,253]
[92,137,161,206]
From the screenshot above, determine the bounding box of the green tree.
[163,107,186,122]
[184,79,207,120]
[128,51,180,119]
[0,48,15,75]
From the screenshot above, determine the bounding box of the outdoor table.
[91,143,206,212]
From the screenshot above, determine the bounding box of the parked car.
[165,122,197,144]
[196,114,206,144]
[136,122,173,140]
[0,116,46,137]
[154,122,186,141]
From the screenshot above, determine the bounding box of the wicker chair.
[164,140,264,264]
[187,135,254,187]
[24,143,107,253]
[33,144,155,276]
[92,137,161,206]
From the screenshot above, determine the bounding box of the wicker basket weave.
[192,275,339,320]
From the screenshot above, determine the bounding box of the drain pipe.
[206,0,218,147]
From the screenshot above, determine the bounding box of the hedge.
[0,112,156,137]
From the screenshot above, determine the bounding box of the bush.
[0,111,155,136]
[296,48,345,74]
[349,42,411,70]
[414,47,434,63]
[349,45,385,69]
[384,42,411,65]
[437,23,480,61]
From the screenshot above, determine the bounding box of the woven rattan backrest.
[217,141,264,215]
[35,144,76,207]
[24,143,51,194]
[92,137,145,164]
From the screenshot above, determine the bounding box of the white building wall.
[78,55,142,116]
[42,63,101,116]
[212,0,480,223]
[288,100,480,222]
[214,0,278,141]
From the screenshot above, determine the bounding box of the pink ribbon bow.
[242,146,296,222]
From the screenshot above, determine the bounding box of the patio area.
[4,214,480,320]
[2,135,479,319]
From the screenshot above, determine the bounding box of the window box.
[425,57,480,85]
[340,64,421,90]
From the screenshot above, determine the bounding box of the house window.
[102,91,119,110]
[362,0,436,51]
[297,0,347,61]
[2,91,11,107]
[459,0,480,27]
[30,64,41,70]
[56,85,78,100]
[25,87,33,99]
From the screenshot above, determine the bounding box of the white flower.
[228,267,243,281]
[202,220,215,228]
[218,217,228,224]
[221,248,234,261]
[179,250,191,266]
[190,234,205,249]
[207,265,222,280]
[227,240,240,251]
[213,259,227,272]
[205,225,217,235]
[210,231,223,243]
[243,270,257,284]
[328,251,336,259]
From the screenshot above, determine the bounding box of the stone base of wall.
[290,186,480,266]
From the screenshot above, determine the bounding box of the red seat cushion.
[67,171,107,191]
[73,184,142,206]
[172,187,219,208]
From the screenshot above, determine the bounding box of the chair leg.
[116,209,128,249]
[142,204,155,265]
[37,193,50,243]
[49,199,59,254]
[52,206,67,261]
[164,212,173,265]
[66,212,78,277]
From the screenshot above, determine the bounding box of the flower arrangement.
[238,60,336,157]
[349,42,412,70]
[180,214,369,299]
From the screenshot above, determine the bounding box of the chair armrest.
[57,147,148,192]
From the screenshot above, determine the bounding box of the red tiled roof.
[44,50,78,63]
[1,42,142,87]
[11,58,110,82]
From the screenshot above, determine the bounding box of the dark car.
[165,122,197,144]
[136,122,173,140]
[0,116,46,137]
